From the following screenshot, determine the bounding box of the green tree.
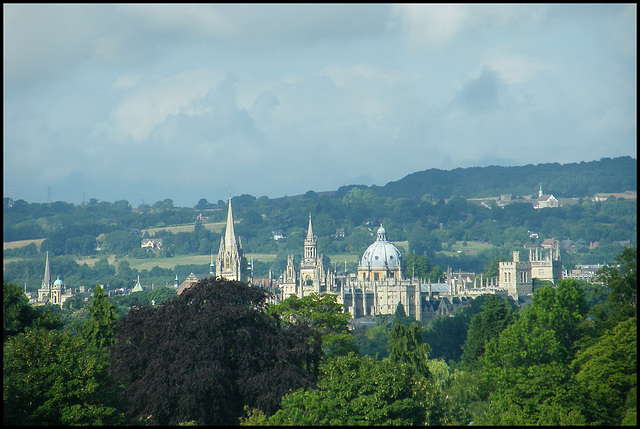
[3,281,62,342]
[260,353,448,426]
[595,246,637,328]
[267,293,357,359]
[477,280,589,425]
[483,255,511,278]
[80,285,118,351]
[3,328,125,425]
[461,295,515,367]
[393,301,414,326]
[388,321,431,378]
[572,317,637,425]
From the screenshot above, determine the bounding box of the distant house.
[141,238,163,250]
[593,191,637,201]
[541,238,558,249]
[535,194,559,209]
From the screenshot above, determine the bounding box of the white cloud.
[96,70,221,143]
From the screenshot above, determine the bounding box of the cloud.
[453,67,504,113]
[95,69,222,143]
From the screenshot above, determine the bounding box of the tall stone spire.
[216,197,243,281]
[304,214,317,262]
[224,197,236,249]
[42,251,51,290]
[306,213,314,240]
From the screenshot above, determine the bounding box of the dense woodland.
[3,156,637,293]
[3,247,636,425]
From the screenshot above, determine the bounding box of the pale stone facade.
[498,243,562,299]
[216,198,245,282]
[35,252,73,307]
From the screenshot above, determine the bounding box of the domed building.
[358,225,402,282]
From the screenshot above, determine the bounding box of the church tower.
[216,197,244,281]
[38,251,52,302]
[299,214,326,293]
[303,214,317,264]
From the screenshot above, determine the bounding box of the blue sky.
[3,4,636,207]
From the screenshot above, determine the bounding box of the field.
[141,221,230,236]
[435,240,493,257]
[3,238,46,251]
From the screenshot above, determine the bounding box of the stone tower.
[38,251,52,302]
[299,214,326,294]
[216,197,244,281]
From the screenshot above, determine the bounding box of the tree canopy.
[108,278,322,425]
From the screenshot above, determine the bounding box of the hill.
[366,156,636,200]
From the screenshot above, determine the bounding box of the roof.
[177,273,200,295]
[359,226,402,269]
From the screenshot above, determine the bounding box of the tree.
[3,328,125,425]
[483,255,511,278]
[109,278,322,425]
[461,295,515,367]
[595,246,637,328]
[267,293,357,359]
[387,321,431,379]
[572,317,637,425]
[3,281,62,342]
[80,285,118,351]
[477,280,590,425]
[393,301,414,326]
[260,353,449,426]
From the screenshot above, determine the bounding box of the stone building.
[498,242,562,299]
[279,220,483,323]
[35,252,73,307]
[216,197,245,282]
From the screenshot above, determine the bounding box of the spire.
[306,213,314,240]
[224,197,236,248]
[42,251,51,289]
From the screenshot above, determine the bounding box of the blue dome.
[53,276,63,286]
[359,225,402,269]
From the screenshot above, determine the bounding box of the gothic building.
[35,252,73,307]
[216,197,246,282]
[498,243,562,299]
[278,218,561,322]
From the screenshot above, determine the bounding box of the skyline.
[3,4,637,207]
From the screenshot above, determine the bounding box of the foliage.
[422,294,495,363]
[108,278,322,425]
[595,246,637,328]
[353,320,392,359]
[477,280,590,425]
[3,327,125,425]
[264,353,450,426]
[267,293,357,359]
[387,321,431,378]
[461,294,516,367]
[3,281,62,342]
[79,285,118,351]
[572,317,637,425]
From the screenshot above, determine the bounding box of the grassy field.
[142,221,231,236]
[3,238,46,251]
[435,240,493,257]
[121,253,279,271]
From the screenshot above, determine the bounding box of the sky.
[3,4,637,208]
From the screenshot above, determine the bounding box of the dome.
[53,276,63,287]
[359,225,402,269]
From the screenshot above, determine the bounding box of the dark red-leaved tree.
[109,277,322,425]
